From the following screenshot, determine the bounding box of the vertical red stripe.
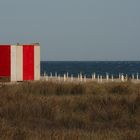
[23,45,34,80]
[0,45,11,77]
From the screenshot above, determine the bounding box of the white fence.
[41,72,140,83]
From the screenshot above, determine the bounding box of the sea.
[41,61,140,78]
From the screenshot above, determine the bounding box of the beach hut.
[0,44,40,82]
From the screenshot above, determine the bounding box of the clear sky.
[0,0,140,61]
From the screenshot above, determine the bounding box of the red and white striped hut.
[0,44,40,82]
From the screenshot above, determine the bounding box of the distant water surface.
[41,61,140,77]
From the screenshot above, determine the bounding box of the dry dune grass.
[0,81,140,140]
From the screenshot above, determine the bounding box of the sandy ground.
[40,76,140,83]
[0,76,140,85]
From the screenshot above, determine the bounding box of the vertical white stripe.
[16,46,23,81]
[34,45,40,80]
[11,45,17,81]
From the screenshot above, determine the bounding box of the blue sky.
[0,0,140,61]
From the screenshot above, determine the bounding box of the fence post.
[66,72,69,79]
[58,75,61,81]
[43,71,46,80]
[71,74,73,82]
[106,73,109,81]
[100,75,103,83]
[132,74,134,80]
[121,74,124,82]
[64,74,66,82]
[55,72,57,79]
[50,72,52,79]
[46,74,49,81]
[119,73,121,80]
[80,73,83,82]
[97,75,99,83]
[84,75,87,82]
[137,73,139,81]
[92,73,96,80]
[92,74,94,81]
[78,74,80,81]
[112,75,114,82]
